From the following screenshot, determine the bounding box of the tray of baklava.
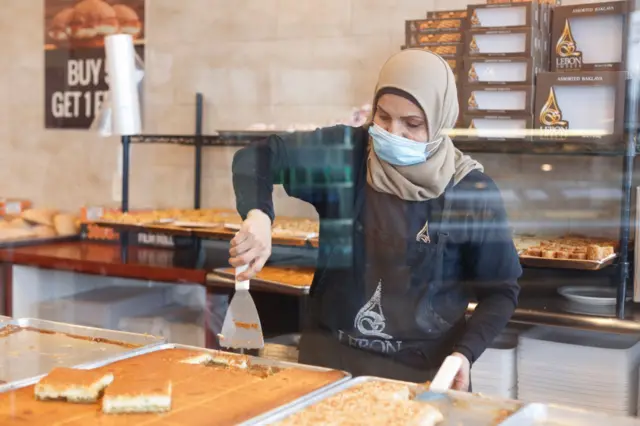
[515,235,618,270]
[210,217,319,248]
[0,343,349,426]
[214,266,315,294]
[261,376,524,425]
[93,208,234,236]
[95,208,320,247]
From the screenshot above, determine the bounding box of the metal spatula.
[415,355,463,402]
[219,265,264,350]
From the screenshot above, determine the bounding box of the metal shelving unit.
[116,89,639,319]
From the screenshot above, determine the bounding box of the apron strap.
[439,178,455,228]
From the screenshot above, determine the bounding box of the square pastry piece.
[35,367,114,403]
[102,377,172,414]
[180,351,249,369]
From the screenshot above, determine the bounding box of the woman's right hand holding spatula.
[229,209,272,281]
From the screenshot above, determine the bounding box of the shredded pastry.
[276,381,444,426]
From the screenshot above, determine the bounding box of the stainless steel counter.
[206,273,640,335]
[468,297,640,335]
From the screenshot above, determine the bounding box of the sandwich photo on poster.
[44,0,144,129]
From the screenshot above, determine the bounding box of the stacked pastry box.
[404,10,467,88]
[403,10,467,128]
[534,1,628,142]
[458,0,555,140]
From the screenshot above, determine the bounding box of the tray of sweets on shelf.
[212,222,318,248]
[0,343,350,425]
[500,403,640,426]
[0,319,164,391]
[262,376,524,425]
[518,236,618,271]
[214,266,314,295]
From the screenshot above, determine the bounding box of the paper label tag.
[4,202,22,215]
[86,207,105,221]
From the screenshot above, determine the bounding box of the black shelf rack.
[118,92,639,319]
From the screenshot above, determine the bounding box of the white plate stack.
[518,327,640,416]
[473,330,518,399]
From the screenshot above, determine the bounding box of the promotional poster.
[44,0,145,129]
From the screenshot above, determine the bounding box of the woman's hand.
[229,209,272,281]
[450,352,471,392]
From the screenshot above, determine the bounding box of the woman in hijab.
[229,49,521,390]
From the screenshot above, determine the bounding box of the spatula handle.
[430,355,462,393]
[235,265,250,291]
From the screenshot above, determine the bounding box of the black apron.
[299,176,468,384]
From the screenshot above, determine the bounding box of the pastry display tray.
[128,344,350,426]
[519,254,617,271]
[93,221,319,248]
[0,318,165,392]
[261,376,523,425]
[1,342,350,426]
[213,267,311,295]
[500,403,640,425]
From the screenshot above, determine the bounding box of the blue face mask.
[369,124,438,166]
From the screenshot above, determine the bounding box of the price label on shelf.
[86,207,105,221]
[4,202,22,215]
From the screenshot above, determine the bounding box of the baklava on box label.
[420,43,463,57]
[534,72,626,139]
[406,18,464,34]
[408,32,462,46]
[551,1,628,72]
[427,10,467,19]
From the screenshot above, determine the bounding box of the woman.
[229,49,521,390]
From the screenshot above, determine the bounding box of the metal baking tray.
[213,267,311,295]
[0,318,165,391]
[79,343,350,426]
[500,403,640,425]
[195,226,318,248]
[261,376,523,425]
[519,254,617,271]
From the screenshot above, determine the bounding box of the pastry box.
[534,71,626,141]
[551,1,628,72]
[462,114,534,139]
[465,27,544,61]
[468,2,539,29]
[463,85,535,114]
[427,10,467,19]
[464,57,537,85]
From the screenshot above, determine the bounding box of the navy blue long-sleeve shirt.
[232,125,521,363]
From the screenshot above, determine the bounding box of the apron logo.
[354,281,392,340]
[416,220,431,243]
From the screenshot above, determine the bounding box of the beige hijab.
[367,49,483,201]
